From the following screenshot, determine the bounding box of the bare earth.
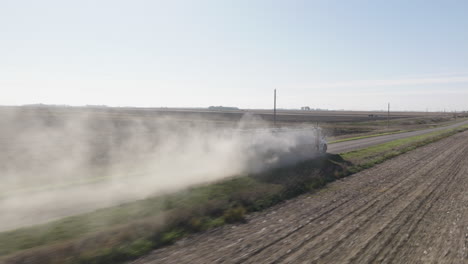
[132,131,468,264]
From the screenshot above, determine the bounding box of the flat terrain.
[0,105,430,125]
[0,106,463,232]
[328,119,468,153]
[133,130,468,264]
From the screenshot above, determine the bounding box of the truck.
[240,127,327,172]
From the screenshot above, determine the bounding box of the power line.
[273,89,277,126]
[387,102,390,129]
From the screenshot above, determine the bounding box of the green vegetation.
[325,116,468,142]
[2,125,468,264]
[343,116,464,127]
[342,125,468,173]
[328,130,408,144]
[1,157,344,264]
[223,206,247,223]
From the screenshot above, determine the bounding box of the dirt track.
[132,130,468,264]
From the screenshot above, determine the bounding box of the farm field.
[1,106,467,264]
[3,1,468,263]
[1,105,451,124]
[132,129,468,264]
[2,105,463,136]
[0,106,465,232]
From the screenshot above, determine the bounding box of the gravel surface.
[132,130,468,264]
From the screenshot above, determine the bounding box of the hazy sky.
[1,0,467,111]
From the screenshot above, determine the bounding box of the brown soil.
[132,131,468,264]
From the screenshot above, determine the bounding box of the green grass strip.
[342,125,468,173]
[329,130,408,144]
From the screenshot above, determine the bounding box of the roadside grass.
[342,125,468,174]
[343,115,464,127]
[325,116,468,143]
[321,116,468,144]
[2,125,468,264]
[328,130,408,144]
[0,157,345,264]
[322,125,376,137]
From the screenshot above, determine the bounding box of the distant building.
[301,106,311,111]
[208,106,239,111]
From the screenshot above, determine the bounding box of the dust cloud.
[0,107,324,231]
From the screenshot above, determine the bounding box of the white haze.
[0,108,323,231]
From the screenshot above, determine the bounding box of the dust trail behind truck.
[0,108,327,231]
[238,127,327,173]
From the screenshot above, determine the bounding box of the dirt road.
[132,130,468,264]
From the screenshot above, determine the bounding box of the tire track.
[375,150,466,264]
[245,140,464,263]
[157,143,444,264]
[280,143,466,264]
[132,131,468,264]
[347,146,467,264]
[383,156,468,264]
[242,144,452,263]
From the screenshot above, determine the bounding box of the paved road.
[328,119,468,154]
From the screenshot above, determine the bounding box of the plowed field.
[133,131,468,264]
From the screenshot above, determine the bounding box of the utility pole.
[273,89,277,126]
[387,102,390,129]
